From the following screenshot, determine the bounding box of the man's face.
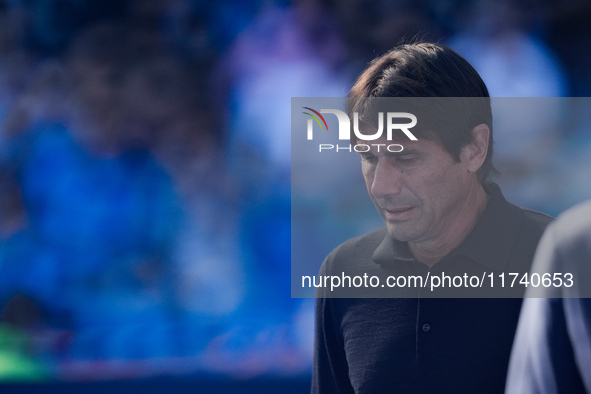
[360,136,478,244]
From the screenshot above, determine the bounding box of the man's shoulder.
[520,207,555,230]
[485,182,554,236]
[508,204,554,254]
[500,203,554,273]
[320,227,387,273]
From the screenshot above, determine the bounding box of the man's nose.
[371,159,403,198]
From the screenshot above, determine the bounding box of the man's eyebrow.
[396,149,420,155]
[358,148,423,156]
[385,148,422,156]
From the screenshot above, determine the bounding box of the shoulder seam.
[521,208,554,221]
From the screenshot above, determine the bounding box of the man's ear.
[461,124,489,173]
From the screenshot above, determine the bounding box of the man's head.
[348,42,493,246]
[348,42,495,184]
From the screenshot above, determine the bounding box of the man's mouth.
[383,206,414,220]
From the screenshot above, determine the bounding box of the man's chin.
[385,225,418,243]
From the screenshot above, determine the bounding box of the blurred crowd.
[0,0,589,381]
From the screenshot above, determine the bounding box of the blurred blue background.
[0,0,589,392]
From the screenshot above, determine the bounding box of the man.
[506,200,591,393]
[312,43,553,393]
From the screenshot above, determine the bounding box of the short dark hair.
[347,42,496,183]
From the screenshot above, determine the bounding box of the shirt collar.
[372,183,522,272]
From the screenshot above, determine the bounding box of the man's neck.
[408,182,489,267]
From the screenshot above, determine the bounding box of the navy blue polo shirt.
[312,184,553,393]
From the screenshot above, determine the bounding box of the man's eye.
[396,156,416,164]
[360,154,377,162]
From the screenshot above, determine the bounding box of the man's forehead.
[357,136,440,155]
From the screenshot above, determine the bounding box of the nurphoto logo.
[302,107,418,153]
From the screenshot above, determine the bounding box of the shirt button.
[422,323,431,332]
